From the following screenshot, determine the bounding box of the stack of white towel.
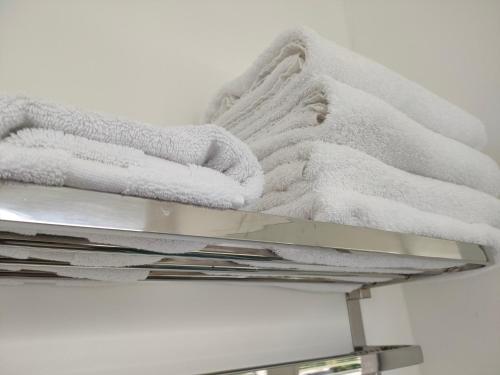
[204,27,500,258]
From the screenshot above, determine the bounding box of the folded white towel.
[267,190,500,264]
[247,142,500,259]
[205,27,487,149]
[220,76,499,196]
[0,95,263,208]
[251,142,500,227]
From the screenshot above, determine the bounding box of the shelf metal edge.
[0,183,488,265]
[0,231,483,286]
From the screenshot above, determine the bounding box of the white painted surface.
[0,0,350,125]
[344,1,500,374]
[0,281,352,375]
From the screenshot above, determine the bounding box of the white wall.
[0,0,350,125]
[344,1,500,374]
[0,281,352,375]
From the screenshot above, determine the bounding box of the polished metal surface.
[0,232,416,279]
[0,183,488,264]
[374,345,424,372]
[0,255,400,284]
[347,289,372,301]
[207,345,423,374]
[0,231,484,286]
[0,232,279,259]
[347,297,367,350]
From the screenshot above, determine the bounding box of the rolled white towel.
[0,95,264,208]
[205,26,487,149]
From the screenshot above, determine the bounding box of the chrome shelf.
[0,183,488,286]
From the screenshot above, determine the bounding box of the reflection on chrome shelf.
[212,345,422,375]
[0,183,489,287]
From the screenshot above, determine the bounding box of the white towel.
[216,75,500,196]
[252,142,500,229]
[248,142,500,260]
[0,95,263,208]
[237,254,463,273]
[0,244,164,267]
[263,190,499,264]
[0,216,211,256]
[205,26,487,149]
[0,263,150,282]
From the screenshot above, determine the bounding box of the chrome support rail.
[208,345,423,375]
[347,289,372,349]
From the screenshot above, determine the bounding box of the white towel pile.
[204,27,500,259]
[0,95,263,209]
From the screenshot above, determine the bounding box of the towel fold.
[219,76,500,196]
[0,95,263,208]
[205,27,487,149]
